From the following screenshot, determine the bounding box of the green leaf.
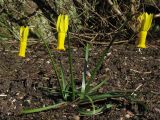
[88,78,108,94]
[22,102,67,114]
[105,104,113,109]
[79,95,104,116]
[80,92,127,104]
[80,44,90,99]
[59,61,68,100]
[79,107,104,116]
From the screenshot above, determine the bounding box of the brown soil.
[0,41,160,120]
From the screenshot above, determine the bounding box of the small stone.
[46,61,50,64]
[73,115,80,120]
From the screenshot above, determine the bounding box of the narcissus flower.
[137,12,153,48]
[19,26,29,57]
[56,14,69,51]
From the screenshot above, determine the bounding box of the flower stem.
[67,32,75,100]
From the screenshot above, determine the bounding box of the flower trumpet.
[137,12,153,48]
[56,14,69,51]
[19,26,29,57]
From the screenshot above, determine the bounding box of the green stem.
[67,32,75,100]
[36,31,62,95]
[42,39,61,84]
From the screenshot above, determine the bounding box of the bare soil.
[0,40,160,120]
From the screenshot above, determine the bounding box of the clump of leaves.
[22,20,141,116]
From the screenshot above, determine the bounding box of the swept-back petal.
[56,14,62,32]
[20,26,25,40]
[19,26,29,57]
[147,14,153,30]
[140,13,153,31]
[59,14,65,32]
[64,15,69,32]
[23,26,29,42]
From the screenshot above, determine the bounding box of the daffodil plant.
[19,26,29,57]
[22,15,139,116]
[137,12,153,48]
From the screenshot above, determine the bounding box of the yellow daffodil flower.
[19,26,29,57]
[137,12,153,48]
[56,14,69,51]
